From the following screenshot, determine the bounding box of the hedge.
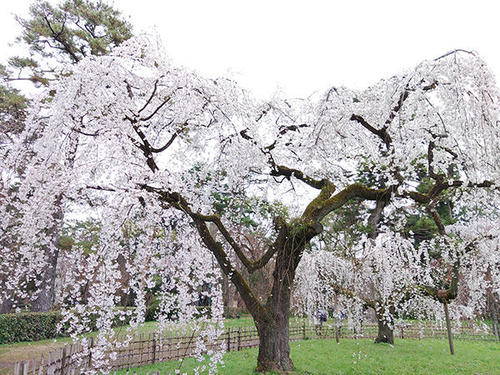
[0,311,63,344]
[0,310,133,345]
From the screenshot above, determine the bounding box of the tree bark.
[488,292,499,341]
[0,294,13,314]
[374,311,394,344]
[255,309,293,372]
[31,246,59,312]
[254,230,303,372]
[31,195,63,312]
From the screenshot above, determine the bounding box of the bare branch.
[150,131,179,153]
[269,163,330,190]
[138,79,159,114]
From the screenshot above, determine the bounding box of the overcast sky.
[1,0,499,99]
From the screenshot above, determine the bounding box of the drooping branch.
[150,131,178,153]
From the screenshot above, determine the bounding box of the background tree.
[0,0,133,313]
[295,232,434,345]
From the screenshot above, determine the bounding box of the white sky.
[1,0,500,99]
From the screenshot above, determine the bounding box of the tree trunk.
[374,311,394,344]
[191,209,318,373]
[31,246,59,312]
[31,195,63,312]
[254,230,304,372]
[488,292,499,341]
[0,293,13,314]
[255,312,293,372]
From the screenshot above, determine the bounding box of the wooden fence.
[12,321,499,374]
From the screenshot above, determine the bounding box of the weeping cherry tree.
[1,35,499,372]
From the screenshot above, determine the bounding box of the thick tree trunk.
[255,312,293,372]
[254,229,305,372]
[190,204,320,373]
[374,312,394,344]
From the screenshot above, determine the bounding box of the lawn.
[115,338,500,375]
[1,316,497,374]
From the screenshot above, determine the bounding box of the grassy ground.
[1,316,497,374]
[116,338,500,375]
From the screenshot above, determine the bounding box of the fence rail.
[12,321,499,375]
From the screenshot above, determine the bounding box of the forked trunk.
[375,311,394,344]
[193,214,316,373]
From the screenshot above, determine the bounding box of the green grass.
[116,339,500,375]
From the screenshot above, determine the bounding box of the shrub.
[145,299,160,322]
[144,299,179,322]
[0,309,132,344]
[0,311,63,344]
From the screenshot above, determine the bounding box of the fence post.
[226,329,231,352]
[152,336,157,363]
[237,328,241,351]
[61,345,67,373]
[302,321,306,340]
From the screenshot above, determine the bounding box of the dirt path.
[0,339,71,375]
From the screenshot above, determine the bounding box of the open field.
[117,338,500,375]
